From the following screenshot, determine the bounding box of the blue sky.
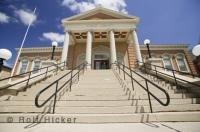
[0,0,200,66]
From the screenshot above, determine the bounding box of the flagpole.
[9,7,37,81]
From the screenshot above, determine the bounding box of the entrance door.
[94,60,109,69]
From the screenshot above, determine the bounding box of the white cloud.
[62,0,128,14]
[42,32,65,43]
[15,9,37,25]
[0,12,10,23]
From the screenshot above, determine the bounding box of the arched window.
[19,59,29,74]
[176,54,188,72]
[32,59,41,74]
[162,55,173,70]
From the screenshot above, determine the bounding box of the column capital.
[64,30,71,33]
[85,30,95,35]
[108,29,115,33]
[87,30,93,35]
[130,28,137,32]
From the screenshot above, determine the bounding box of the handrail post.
[52,81,59,114]
[155,66,158,82]
[129,68,134,91]
[172,70,178,89]
[78,66,80,82]
[83,63,85,75]
[117,63,120,74]
[123,65,125,80]
[155,66,158,77]
[69,69,73,92]
[26,71,31,87]
[45,67,48,77]
[56,64,59,75]
[145,80,153,113]
[144,63,147,73]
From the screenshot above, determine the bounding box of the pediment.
[62,6,138,21]
[81,12,120,20]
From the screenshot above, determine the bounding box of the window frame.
[162,54,174,71]
[175,53,189,72]
[31,58,41,74]
[18,58,29,74]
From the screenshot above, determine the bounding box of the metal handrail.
[137,61,200,89]
[137,61,199,78]
[115,62,170,113]
[35,63,86,114]
[0,62,67,90]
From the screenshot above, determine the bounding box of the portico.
[61,7,142,69]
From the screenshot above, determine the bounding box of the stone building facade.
[12,7,198,76]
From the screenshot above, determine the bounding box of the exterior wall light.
[0,49,12,72]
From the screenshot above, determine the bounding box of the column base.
[86,64,91,70]
[111,63,117,69]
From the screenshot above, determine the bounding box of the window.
[176,54,188,72]
[32,59,41,74]
[162,55,173,70]
[19,59,28,74]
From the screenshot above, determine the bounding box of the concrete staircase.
[0,69,200,123]
[0,70,72,113]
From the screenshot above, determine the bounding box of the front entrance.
[94,60,109,69]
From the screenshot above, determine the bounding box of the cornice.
[63,19,137,32]
[140,44,188,50]
[15,47,63,53]
[15,44,189,53]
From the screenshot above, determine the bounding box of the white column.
[132,30,142,65]
[61,32,69,63]
[85,31,92,69]
[109,30,117,65]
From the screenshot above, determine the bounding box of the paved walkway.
[0,122,200,132]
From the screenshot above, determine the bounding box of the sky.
[0,0,200,66]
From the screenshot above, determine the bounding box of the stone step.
[78,81,119,85]
[9,94,129,101]
[133,88,194,96]
[72,83,122,89]
[55,104,200,114]
[134,93,199,99]
[63,95,129,100]
[78,80,119,84]
[0,106,45,113]
[0,112,200,123]
[0,103,200,114]
[71,87,124,92]
[69,90,125,96]
[84,73,114,76]
[1,97,199,107]
[131,98,200,105]
[0,100,132,107]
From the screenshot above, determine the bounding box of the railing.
[35,63,86,114]
[137,61,200,89]
[138,61,199,78]
[0,61,67,91]
[115,62,170,113]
